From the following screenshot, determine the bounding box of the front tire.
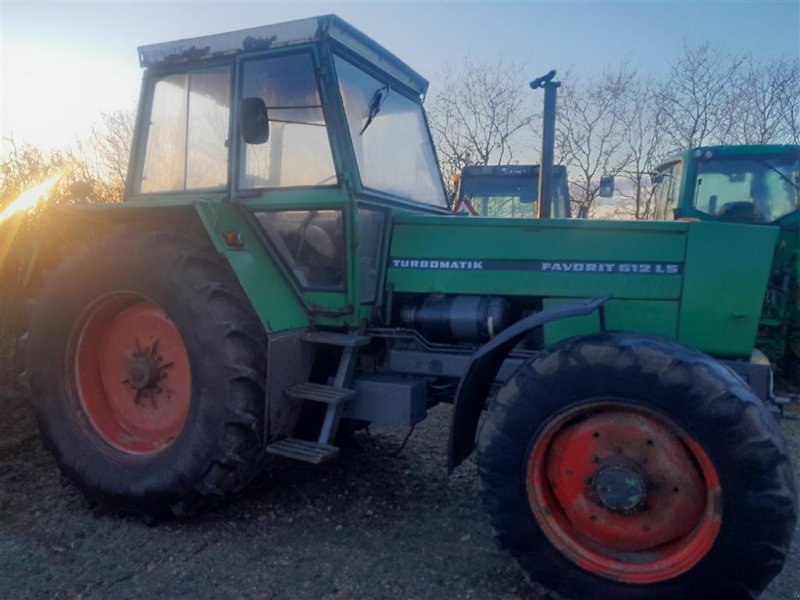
[27,229,267,517]
[477,333,796,600]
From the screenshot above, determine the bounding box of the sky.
[1,0,799,153]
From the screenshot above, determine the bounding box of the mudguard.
[447,296,610,472]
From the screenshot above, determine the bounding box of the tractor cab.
[651,145,800,225]
[132,14,447,209]
[453,164,571,218]
[130,15,449,320]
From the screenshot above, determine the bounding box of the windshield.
[693,153,799,223]
[335,55,447,207]
[457,165,570,218]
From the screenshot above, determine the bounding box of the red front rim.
[72,295,191,455]
[526,403,722,584]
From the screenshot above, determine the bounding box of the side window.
[253,210,345,290]
[139,66,231,193]
[654,161,682,220]
[357,208,385,302]
[240,53,336,188]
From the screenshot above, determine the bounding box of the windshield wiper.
[360,85,389,136]
[758,158,800,192]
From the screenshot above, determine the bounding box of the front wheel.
[477,333,796,600]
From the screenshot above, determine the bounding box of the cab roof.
[137,14,429,96]
[663,144,800,164]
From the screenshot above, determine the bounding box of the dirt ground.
[1,388,798,600]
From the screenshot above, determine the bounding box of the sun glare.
[0,171,63,223]
[0,171,65,269]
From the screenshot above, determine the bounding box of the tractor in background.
[603,143,800,392]
[453,70,573,220]
[452,163,571,217]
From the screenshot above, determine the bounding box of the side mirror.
[599,175,615,198]
[240,97,269,144]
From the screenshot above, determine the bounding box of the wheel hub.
[126,355,160,390]
[592,459,647,514]
[122,338,174,408]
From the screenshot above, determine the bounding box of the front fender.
[447,296,609,472]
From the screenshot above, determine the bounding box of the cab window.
[693,155,799,222]
[139,66,231,193]
[653,161,683,220]
[239,53,336,189]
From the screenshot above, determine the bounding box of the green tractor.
[602,143,800,389]
[22,16,796,600]
[661,145,799,387]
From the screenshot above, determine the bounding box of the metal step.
[266,438,340,464]
[285,382,355,405]
[301,331,371,347]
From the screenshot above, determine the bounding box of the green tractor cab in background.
[603,144,800,386]
[652,144,799,225]
[656,145,800,387]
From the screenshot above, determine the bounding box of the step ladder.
[266,331,370,464]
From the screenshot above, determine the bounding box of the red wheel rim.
[72,295,191,455]
[526,403,722,584]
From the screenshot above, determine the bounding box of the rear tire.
[27,229,267,517]
[477,333,797,600]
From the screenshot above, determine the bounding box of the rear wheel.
[27,229,267,517]
[477,333,796,600]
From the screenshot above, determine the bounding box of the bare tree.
[428,56,538,196]
[726,55,800,144]
[776,57,800,144]
[556,66,634,216]
[659,43,744,148]
[87,107,136,197]
[615,76,669,220]
[426,44,796,221]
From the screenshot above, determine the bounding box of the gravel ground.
[1,389,798,600]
